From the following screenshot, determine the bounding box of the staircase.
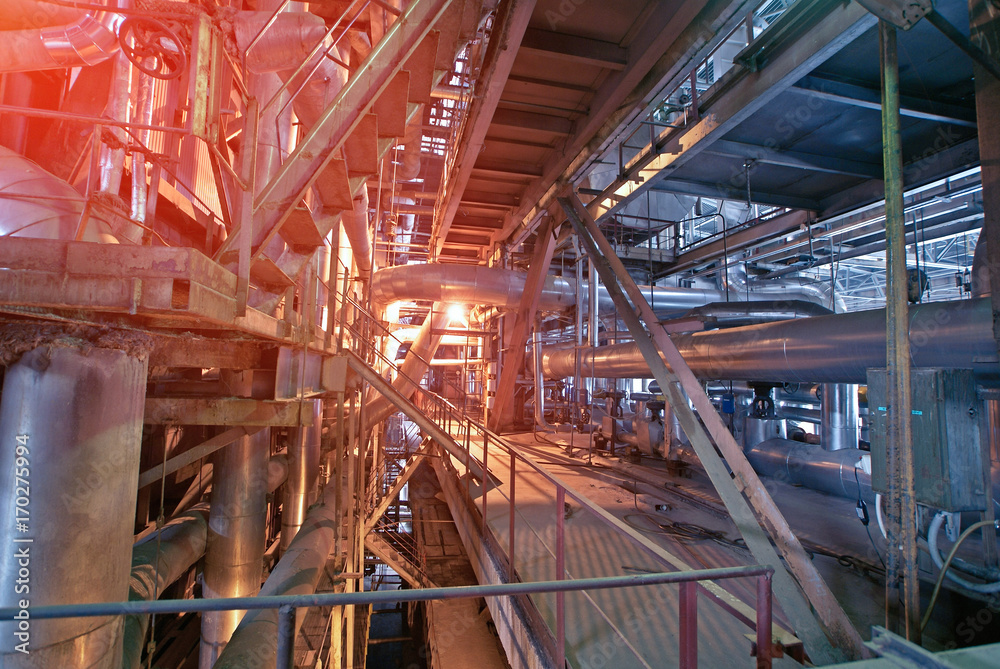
[215,0,478,310]
[365,520,438,590]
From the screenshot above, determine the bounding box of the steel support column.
[973,0,1000,388]
[561,192,863,662]
[490,216,558,432]
[879,20,919,642]
[0,340,148,668]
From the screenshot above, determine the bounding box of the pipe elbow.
[40,11,120,69]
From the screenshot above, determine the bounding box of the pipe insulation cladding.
[0,343,148,668]
[371,264,838,314]
[541,298,1000,384]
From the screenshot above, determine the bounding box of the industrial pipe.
[213,484,340,669]
[541,298,1000,385]
[746,439,873,502]
[372,264,840,315]
[0,338,148,668]
[0,2,119,73]
[820,384,859,451]
[200,372,271,668]
[280,401,322,552]
[0,145,118,241]
[122,505,209,669]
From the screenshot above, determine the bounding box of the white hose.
[927,510,1000,593]
[876,493,888,539]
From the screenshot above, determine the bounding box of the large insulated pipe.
[371,264,836,315]
[0,335,148,668]
[280,401,322,552]
[122,505,209,669]
[199,372,271,668]
[541,298,1000,384]
[820,384,859,451]
[0,145,118,241]
[213,484,339,669]
[746,439,873,502]
[0,2,119,73]
[363,307,450,434]
[340,188,373,282]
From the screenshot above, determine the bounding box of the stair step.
[433,0,470,71]
[315,154,355,212]
[374,70,411,138]
[344,113,380,178]
[279,205,324,249]
[250,257,294,292]
[404,31,440,104]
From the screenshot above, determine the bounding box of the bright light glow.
[446,303,467,324]
[385,301,401,323]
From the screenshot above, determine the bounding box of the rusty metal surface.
[143,397,318,426]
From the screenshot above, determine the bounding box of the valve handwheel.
[119,17,187,80]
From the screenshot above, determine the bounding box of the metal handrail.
[1,567,773,669]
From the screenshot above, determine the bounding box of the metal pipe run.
[820,384,859,451]
[746,439,873,502]
[541,298,1000,384]
[0,1,120,73]
[280,402,322,553]
[214,484,340,669]
[199,372,271,669]
[0,339,148,668]
[372,264,837,315]
[122,505,209,669]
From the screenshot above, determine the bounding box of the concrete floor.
[467,431,818,669]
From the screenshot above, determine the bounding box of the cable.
[855,466,886,572]
[921,519,1000,634]
[927,511,1000,593]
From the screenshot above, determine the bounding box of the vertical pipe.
[820,383,858,451]
[0,340,148,668]
[756,573,772,669]
[281,400,322,552]
[880,20,919,641]
[555,485,565,669]
[679,581,698,669]
[200,371,270,668]
[509,452,516,582]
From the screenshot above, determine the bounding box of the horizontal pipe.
[541,298,1000,384]
[0,6,119,73]
[0,566,772,620]
[372,264,835,315]
[123,505,209,669]
[746,439,872,501]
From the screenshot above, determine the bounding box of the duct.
[213,483,340,669]
[0,341,148,669]
[724,263,845,313]
[281,401,322,552]
[0,4,119,73]
[682,300,832,327]
[820,384,859,451]
[395,111,423,181]
[0,145,118,241]
[122,504,209,669]
[747,439,873,502]
[372,264,841,316]
[233,11,329,74]
[533,328,560,430]
[541,298,1000,385]
[340,187,373,282]
[199,373,270,668]
[364,308,451,434]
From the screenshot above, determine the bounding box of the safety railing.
[337,295,784,667]
[0,566,773,669]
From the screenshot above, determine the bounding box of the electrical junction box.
[867,368,985,512]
